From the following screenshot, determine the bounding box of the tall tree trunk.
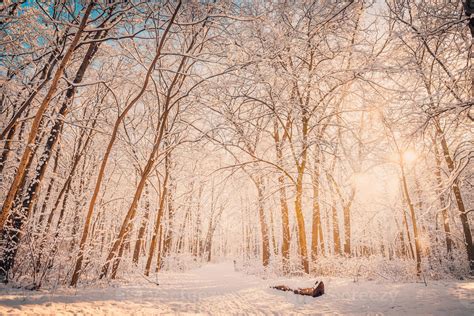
[256,178,270,267]
[342,191,355,256]
[293,111,310,273]
[311,150,324,265]
[69,154,91,253]
[294,171,309,273]
[400,163,422,276]
[162,174,175,264]
[145,164,169,276]
[273,120,291,272]
[433,138,453,254]
[155,226,164,272]
[327,167,355,258]
[395,218,408,258]
[332,204,341,256]
[268,206,277,256]
[0,126,16,175]
[110,223,131,280]
[401,205,415,260]
[192,186,203,258]
[133,184,150,265]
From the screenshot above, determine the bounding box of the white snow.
[0,262,473,315]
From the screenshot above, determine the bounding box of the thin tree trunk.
[268,206,277,256]
[395,218,408,258]
[132,184,150,265]
[294,173,309,273]
[204,217,213,263]
[311,150,323,264]
[162,173,175,264]
[145,164,169,276]
[155,225,164,272]
[433,138,453,254]
[110,223,130,280]
[332,204,341,256]
[401,205,415,260]
[0,126,16,175]
[192,186,203,258]
[343,198,353,256]
[69,155,90,253]
[327,170,355,258]
[293,113,310,273]
[256,178,270,267]
[273,120,290,272]
[400,163,422,276]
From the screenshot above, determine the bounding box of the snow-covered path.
[0,262,473,315]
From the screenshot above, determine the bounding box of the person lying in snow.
[271,281,325,297]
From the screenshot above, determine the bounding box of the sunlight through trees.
[0,0,472,290]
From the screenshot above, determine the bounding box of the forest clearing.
[1,0,473,314]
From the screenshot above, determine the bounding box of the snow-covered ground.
[0,262,472,315]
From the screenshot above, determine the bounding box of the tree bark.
[433,138,453,254]
[343,199,353,256]
[256,178,270,267]
[332,204,341,256]
[311,150,324,264]
[294,113,310,273]
[273,120,291,272]
[132,184,150,265]
[144,164,169,276]
[400,162,422,276]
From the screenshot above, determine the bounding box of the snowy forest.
[0,0,473,314]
